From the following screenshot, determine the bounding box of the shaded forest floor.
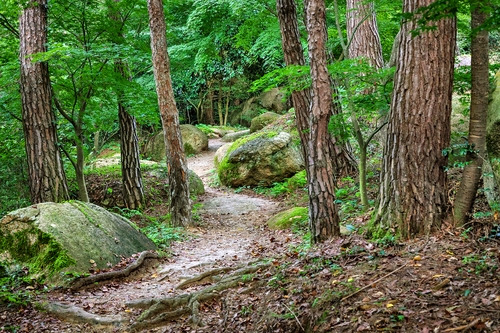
[1,139,500,332]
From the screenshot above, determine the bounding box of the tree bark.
[116,60,145,210]
[375,0,456,238]
[110,1,145,210]
[453,3,489,225]
[346,0,384,68]
[304,0,341,242]
[19,0,69,204]
[147,0,192,227]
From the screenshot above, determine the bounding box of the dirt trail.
[28,139,291,332]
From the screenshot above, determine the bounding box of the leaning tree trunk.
[304,0,341,242]
[453,3,489,225]
[19,0,69,204]
[148,0,192,227]
[375,0,456,238]
[346,0,384,68]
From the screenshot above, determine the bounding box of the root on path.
[127,262,272,331]
[70,251,159,290]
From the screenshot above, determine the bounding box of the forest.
[1,0,500,331]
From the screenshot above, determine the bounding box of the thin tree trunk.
[218,80,224,126]
[375,0,456,238]
[205,81,215,125]
[147,0,192,227]
[304,0,341,242]
[19,0,69,203]
[453,3,489,225]
[346,0,384,68]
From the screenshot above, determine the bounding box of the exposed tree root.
[38,301,127,326]
[70,251,159,290]
[127,262,271,331]
[176,266,235,290]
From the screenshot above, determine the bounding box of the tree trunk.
[19,0,69,204]
[217,80,224,126]
[205,81,215,125]
[147,0,192,227]
[304,0,341,242]
[375,0,456,238]
[110,2,145,210]
[453,3,489,225]
[74,124,89,202]
[346,0,384,68]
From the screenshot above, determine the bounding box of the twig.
[442,318,480,332]
[341,262,409,302]
[283,303,304,331]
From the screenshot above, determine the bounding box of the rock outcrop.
[217,132,304,187]
[250,112,280,133]
[0,201,156,284]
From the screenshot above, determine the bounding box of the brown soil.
[1,139,500,332]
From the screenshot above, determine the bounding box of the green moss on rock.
[267,207,308,230]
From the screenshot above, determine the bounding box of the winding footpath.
[31,139,294,332]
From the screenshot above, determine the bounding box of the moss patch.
[0,227,75,281]
[267,207,308,230]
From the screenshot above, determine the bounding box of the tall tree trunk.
[147,0,192,227]
[375,0,456,238]
[19,0,69,204]
[453,3,489,225]
[346,0,384,68]
[304,0,341,242]
[110,1,145,210]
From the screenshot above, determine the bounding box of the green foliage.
[141,223,187,250]
[0,266,32,307]
[255,170,307,197]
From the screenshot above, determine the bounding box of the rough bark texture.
[346,0,384,68]
[453,4,489,225]
[19,0,69,204]
[375,0,456,238]
[118,94,145,210]
[276,0,356,184]
[147,0,192,227]
[304,0,341,242]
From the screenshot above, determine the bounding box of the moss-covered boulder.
[180,124,209,155]
[267,207,352,235]
[485,70,500,207]
[188,169,205,196]
[214,143,232,167]
[250,112,280,133]
[217,131,304,187]
[0,201,156,285]
[229,89,288,127]
[267,207,308,230]
[221,129,250,142]
[142,125,208,161]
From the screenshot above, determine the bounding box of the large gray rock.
[142,125,208,161]
[0,201,156,284]
[217,132,304,187]
[250,112,280,133]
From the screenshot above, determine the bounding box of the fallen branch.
[71,251,159,290]
[442,318,480,332]
[38,301,126,326]
[127,262,271,331]
[341,262,409,302]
